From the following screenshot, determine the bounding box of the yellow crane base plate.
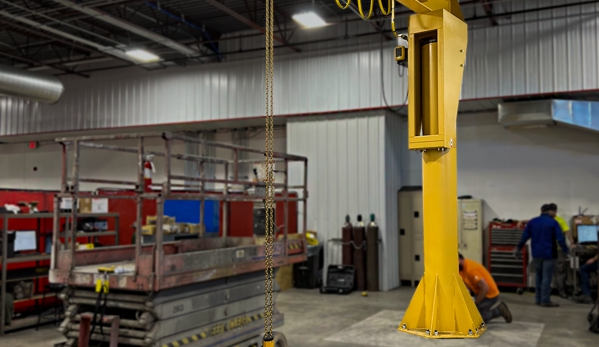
[398,273,486,339]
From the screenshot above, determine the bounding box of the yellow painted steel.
[421,42,439,136]
[334,0,480,339]
[337,0,462,20]
[397,6,485,339]
[262,340,274,347]
[399,0,463,19]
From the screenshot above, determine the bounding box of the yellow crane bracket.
[407,9,466,151]
[398,8,485,339]
[399,0,463,19]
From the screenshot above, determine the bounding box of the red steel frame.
[49,132,308,292]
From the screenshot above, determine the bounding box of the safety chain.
[263,0,275,342]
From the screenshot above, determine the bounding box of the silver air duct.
[0,65,64,104]
[499,99,599,134]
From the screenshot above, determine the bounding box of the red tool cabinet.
[487,221,529,294]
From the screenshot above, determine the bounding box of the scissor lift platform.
[49,133,308,346]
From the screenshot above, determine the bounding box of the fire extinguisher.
[144,154,156,192]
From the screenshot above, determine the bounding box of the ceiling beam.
[480,0,499,26]
[0,10,141,63]
[142,1,222,58]
[0,50,89,77]
[204,0,301,52]
[259,0,293,21]
[0,19,97,57]
[52,0,205,58]
[33,0,134,41]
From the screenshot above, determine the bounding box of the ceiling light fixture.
[126,49,161,62]
[292,11,327,28]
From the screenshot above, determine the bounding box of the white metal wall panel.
[287,113,401,290]
[1,0,598,136]
[461,0,599,98]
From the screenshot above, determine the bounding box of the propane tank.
[353,214,366,291]
[143,154,156,192]
[342,215,353,266]
[366,213,380,292]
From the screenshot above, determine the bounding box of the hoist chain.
[263,0,275,343]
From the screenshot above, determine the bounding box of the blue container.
[164,200,219,233]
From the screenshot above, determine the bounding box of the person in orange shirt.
[459,253,513,323]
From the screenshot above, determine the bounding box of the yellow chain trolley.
[263,0,275,345]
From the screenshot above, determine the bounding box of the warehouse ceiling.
[0,0,596,77]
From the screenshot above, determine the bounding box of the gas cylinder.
[342,215,353,266]
[366,213,380,292]
[353,214,366,291]
[143,154,156,192]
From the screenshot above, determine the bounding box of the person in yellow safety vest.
[518,203,576,298]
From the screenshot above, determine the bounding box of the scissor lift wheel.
[273,332,288,347]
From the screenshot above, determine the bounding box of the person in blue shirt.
[516,204,569,307]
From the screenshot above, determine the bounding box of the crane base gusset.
[398,7,485,339]
[399,274,486,338]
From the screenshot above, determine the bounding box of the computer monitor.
[14,231,37,252]
[577,225,599,244]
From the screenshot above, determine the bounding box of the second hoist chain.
[263,0,275,344]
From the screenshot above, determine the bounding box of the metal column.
[399,7,483,339]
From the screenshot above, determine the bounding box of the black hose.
[88,290,103,344]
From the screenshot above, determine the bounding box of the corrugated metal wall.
[462,0,599,98]
[1,0,598,136]
[287,112,401,291]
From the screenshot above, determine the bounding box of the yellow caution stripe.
[288,243,302,250]
[161,313,265,347]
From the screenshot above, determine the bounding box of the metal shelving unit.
[0,212,119,334]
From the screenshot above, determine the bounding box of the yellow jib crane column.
[336,0,485,339]
[399,1,485,339]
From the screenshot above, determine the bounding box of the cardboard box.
[177,223,189,234]
[147,216,176,225]
[189,224,205,236]
[163,224,179,235]
[275,264,294,291]
[142,225,156,236]
[255,233,302,245]
[79,198,92,213]
[76,243,94,250]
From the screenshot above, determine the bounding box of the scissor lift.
[49,132,307,347]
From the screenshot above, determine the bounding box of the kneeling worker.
[459,253,512,323]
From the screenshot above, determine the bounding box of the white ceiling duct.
[0,65,64,104]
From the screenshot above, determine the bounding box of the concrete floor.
[0,287,596,347]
